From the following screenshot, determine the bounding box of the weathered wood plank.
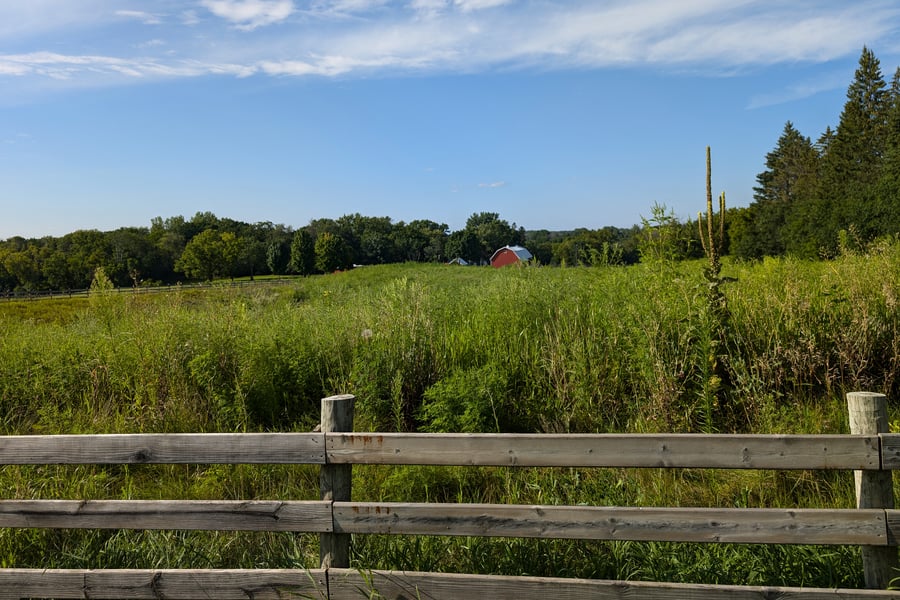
[0,569,327,599]
[849,392,898,590]
[333,502,889,545]
[884,509,900,546]
[326,569,900,600]
[320,394,354,569]
[326,433,880,469]
[0,500,332,532]
[0,433,325,464]
[5,569,897,600]
[880,434,900,470]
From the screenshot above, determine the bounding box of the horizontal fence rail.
[0,500,333,532]
[0,568,895,600]
[1,499,895,546]
[0,432,325,464]
[0,432,888,469]
[0,393,897,599]
[326,432,884,469]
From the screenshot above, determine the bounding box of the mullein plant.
[696,147,733,431]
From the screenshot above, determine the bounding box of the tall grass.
[0,248,898,585]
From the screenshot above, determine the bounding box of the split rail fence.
[0,391,898,598]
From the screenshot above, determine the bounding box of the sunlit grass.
[0,250,898,586]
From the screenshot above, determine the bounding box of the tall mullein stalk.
[699,146,727,316]
[696,147,731,431]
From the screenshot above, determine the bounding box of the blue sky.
[2,0,900,240]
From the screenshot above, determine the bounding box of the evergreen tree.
[867,67,900,238]
[817,47,890,246]
[778,48,891,256]
[827,47,889,187]
[741,122,819,258]
[882,67,900,180]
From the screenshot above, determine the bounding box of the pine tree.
[821,47,889,201]
[737,122,818,258]
[882,67,900,178]
[868,67,900,238]
[790,47,891,254]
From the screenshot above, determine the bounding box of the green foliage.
[314,231,352,273]
[638,202,691,264]
[289,228,316,276]
[175,229,240,281]
[420,364,508,432]
[88,266,114,296]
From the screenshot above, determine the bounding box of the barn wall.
[491,250,520,268]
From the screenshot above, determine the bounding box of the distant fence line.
[1,277,298,301]
[0,392,897,598]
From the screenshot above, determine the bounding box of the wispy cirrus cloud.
[478,181,506,188]
[2,0,899,93]
[454,0,513,13]
[747,71,851,109]
[0,52,255,81]
[115,10,164,25]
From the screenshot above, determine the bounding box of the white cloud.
[3,0,900,90]
[0,52,254,81]
[479,181,506,188]
[136,39,167,49]
[410,0,447,15]
[201,0,295,30]
[310,0,391,16]
[115,10,164,25]
[181,10,201,25]
[410,0,507,17]
[0,0,114,39]
[453,0,512,13]
[0,62,30,76]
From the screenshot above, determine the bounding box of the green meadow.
[1,248,899,586]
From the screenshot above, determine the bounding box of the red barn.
[490,245,533,268]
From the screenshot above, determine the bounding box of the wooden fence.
[0,392,898,599]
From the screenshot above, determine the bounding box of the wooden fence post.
[847,391,897,589]
[320,394,355,569]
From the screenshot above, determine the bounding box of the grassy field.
[1,249,898,585]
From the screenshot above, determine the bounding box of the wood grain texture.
[6,569,898,600]
[0,569,327,599]
[326,433,880,469]
[882,434,900,470]
[0,500,333,532]
[333,502,889,545]
[0,433,325,464]
[848,392,898,590]
[320,394,355,569]
[326,569,900,600]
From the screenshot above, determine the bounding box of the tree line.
[0,212,529,292]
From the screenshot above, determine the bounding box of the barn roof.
[490,245,533,263]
